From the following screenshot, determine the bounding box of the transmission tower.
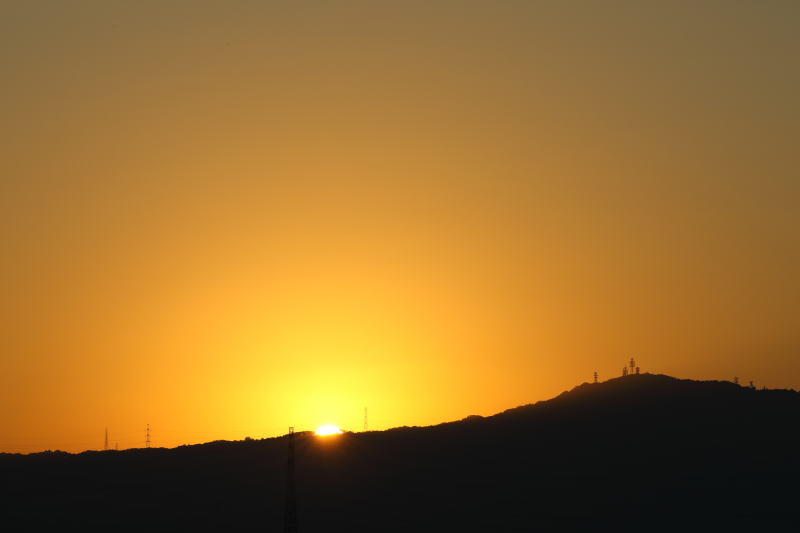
[284,427,298,533]
[593,371,598,384]
[364,407,368,432]
[145,424,151,448]
[104,427,109,451]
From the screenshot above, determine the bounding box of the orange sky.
[2,1,799,453]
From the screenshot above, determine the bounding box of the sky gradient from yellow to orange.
[1,1,799,453]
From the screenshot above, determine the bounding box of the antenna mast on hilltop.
[364,407,368,432]
[145,424,151,449]
[104,427,109,451]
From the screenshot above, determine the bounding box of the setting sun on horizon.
[315,424,343,437]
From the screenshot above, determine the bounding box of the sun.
[315,424,343,436]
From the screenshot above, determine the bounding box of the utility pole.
[146,424,151,449]
[104,428,109,451]
[284,427,298,533]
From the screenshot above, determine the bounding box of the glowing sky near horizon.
[1,1,798,453]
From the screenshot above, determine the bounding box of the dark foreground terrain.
[2,374,799,531]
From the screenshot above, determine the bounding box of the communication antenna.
[145,424,151,448]
[364,407,368,432]
[104,427,109,451]
[115,442,118,451]
[593,372,598,384]
[284,427,297,533]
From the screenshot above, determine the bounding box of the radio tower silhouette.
[364,407,368,432]
[284,427,298,533]
[145,424,151,449]
[104,428,109,451]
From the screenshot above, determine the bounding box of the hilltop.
[2,374,799,531]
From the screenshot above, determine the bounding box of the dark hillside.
[2,374,798,531]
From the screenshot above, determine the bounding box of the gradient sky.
[2,1,798,453]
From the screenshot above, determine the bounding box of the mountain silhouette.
[2,373,798,531]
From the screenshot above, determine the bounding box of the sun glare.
[315,424,343,436]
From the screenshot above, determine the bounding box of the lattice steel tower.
[284,427,298,533]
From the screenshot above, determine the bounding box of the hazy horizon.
[4,371,775,455]
[2,1,799,454]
